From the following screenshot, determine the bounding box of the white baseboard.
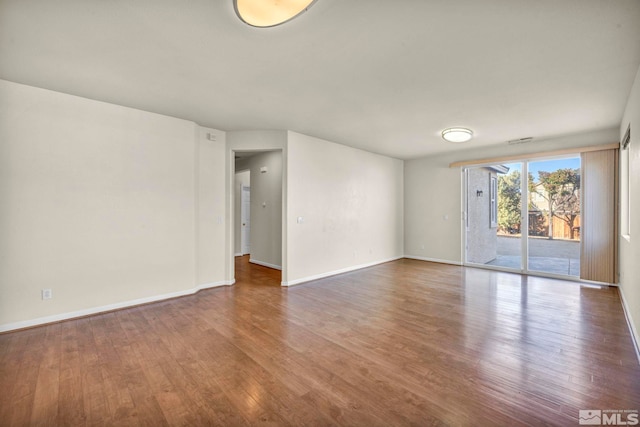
[403,255,463,266]
[199,280,234,290]
[619,286,640,365]
[235,252,244,257]
[249,259,282,270]
[282,256,403,287]
[0,279,234,333]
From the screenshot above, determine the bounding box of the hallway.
[234,255,281,288]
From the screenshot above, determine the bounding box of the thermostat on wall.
[260,166,268,173]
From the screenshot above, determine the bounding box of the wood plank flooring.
[1,256,639,426]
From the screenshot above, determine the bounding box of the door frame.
[240,184,250,255]
[228,148,286,285]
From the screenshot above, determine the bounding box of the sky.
[503,157,580,182]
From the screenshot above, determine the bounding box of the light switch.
[297,216,304,224]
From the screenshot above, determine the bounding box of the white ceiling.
[1,0,639,159]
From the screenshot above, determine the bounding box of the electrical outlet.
[42,289,52,300]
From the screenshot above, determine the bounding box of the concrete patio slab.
[483,235,580,277]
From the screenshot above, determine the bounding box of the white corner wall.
[0,80,227,331]
[286,131,404,285]
[619,64,640,352]
[404,127,619,265]
[197,127,227,287]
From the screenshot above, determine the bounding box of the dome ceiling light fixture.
[234,0,318,28]
[441,127,474,143]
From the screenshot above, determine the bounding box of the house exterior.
[466,165,509,264]
[529,181,581,240]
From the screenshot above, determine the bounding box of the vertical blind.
[580,149,619,283]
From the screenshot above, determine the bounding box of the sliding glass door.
[465,156,581,279]
[527,157,581,277]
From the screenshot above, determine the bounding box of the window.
[621,124,631,239]
[490,175,498,228]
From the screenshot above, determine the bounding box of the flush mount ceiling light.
[234,0,318,27]
[441,127,474,143]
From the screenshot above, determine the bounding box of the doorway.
[464,155,581,278]
[234,169,251,257]
[233,150,283,284]
[241,184,251,255]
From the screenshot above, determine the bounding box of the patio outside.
[487,235,580,276]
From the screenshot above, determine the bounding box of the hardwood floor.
[1,257,639,426]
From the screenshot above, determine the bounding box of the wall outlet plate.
[42,289,52,300]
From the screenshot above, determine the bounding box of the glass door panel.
[465,162,522,271]
[526,157,581,277]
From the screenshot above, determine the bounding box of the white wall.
[0,80,227,330]
[197,127,227,286]
[404,127,619,264]
[619,64,640,351]
[234,170,250,255]
[246,151,283,269]
[286,131,404,285]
